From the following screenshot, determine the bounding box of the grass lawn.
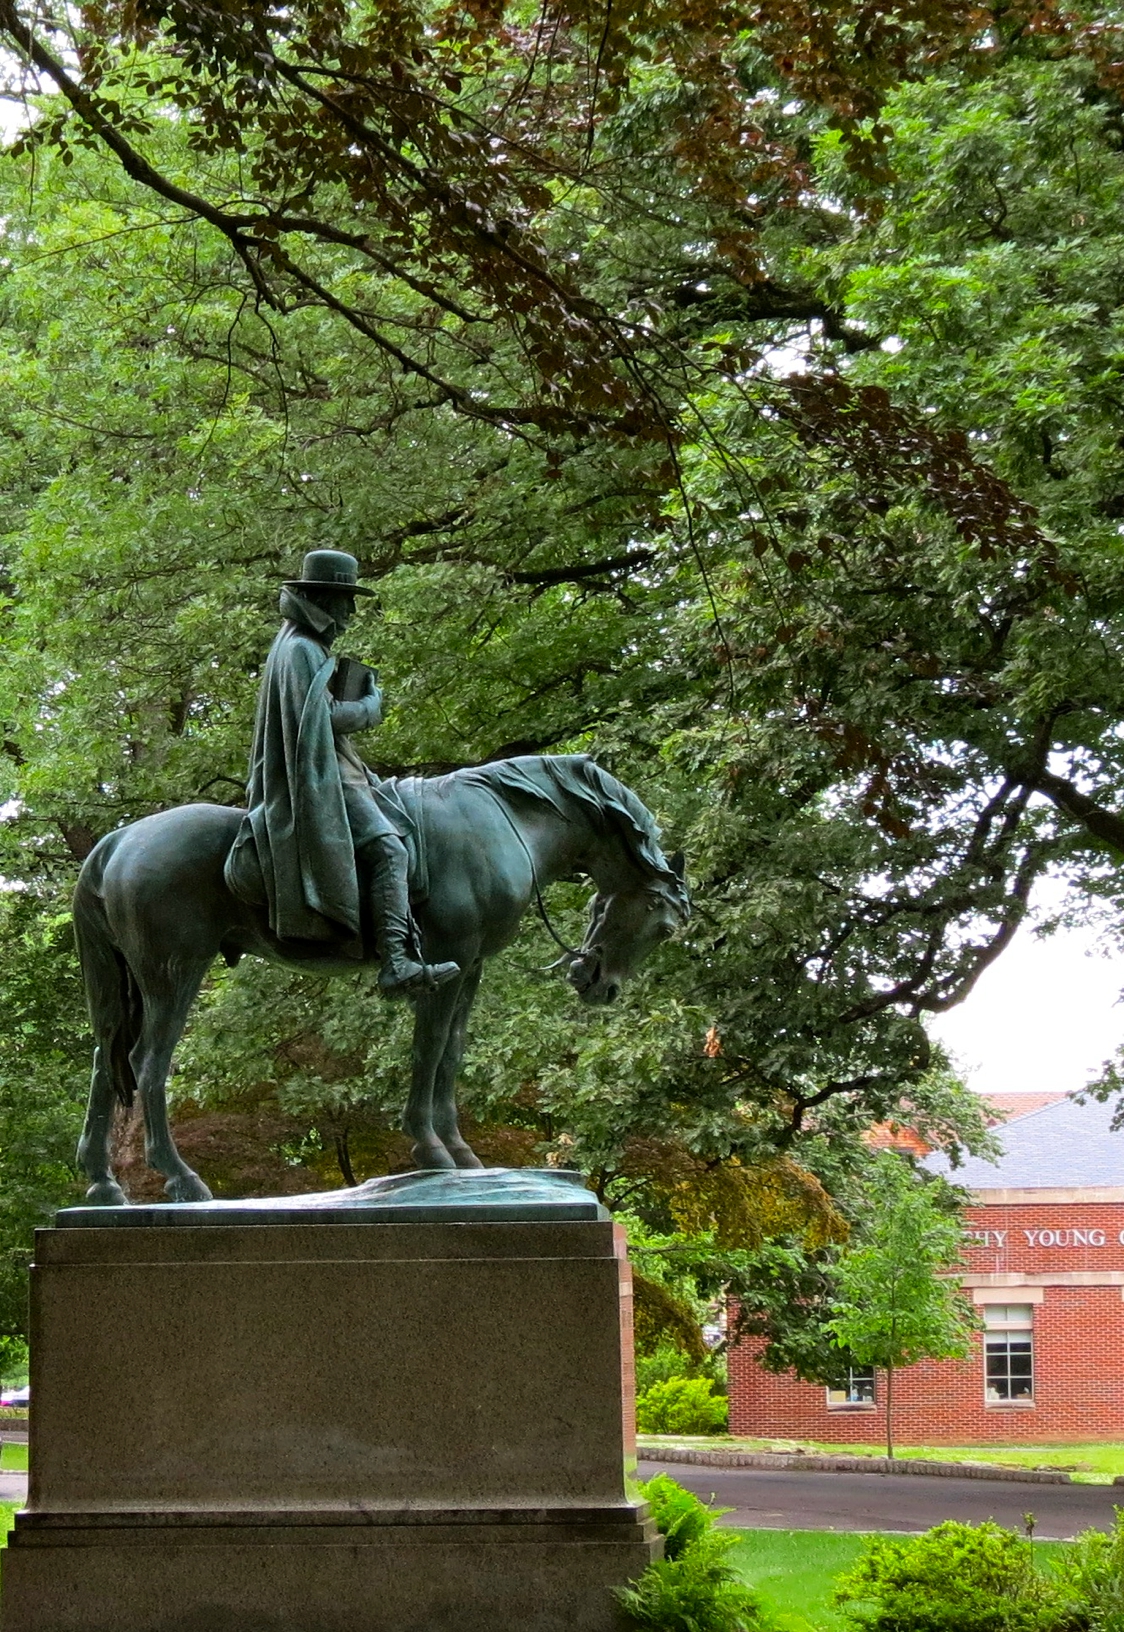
[729,1528,1067,1632]
[0,1444,26,1473]
[0,1503,17,1582]
[640,1434,1124,1483]
[730,1528,867,1631]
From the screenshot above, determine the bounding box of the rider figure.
[225,549,460,998]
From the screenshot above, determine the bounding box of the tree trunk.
[885,1364,894,1460]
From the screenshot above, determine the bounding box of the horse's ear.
[668,850,686,879]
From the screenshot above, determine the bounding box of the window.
[984,1304,1034,1404]
[826,1366,876,1408]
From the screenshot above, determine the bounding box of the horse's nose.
[604,982,619,1003]
[568,953,599,994]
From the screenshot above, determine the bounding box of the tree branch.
[0,7,569,435]
[1025,768,1124,854]
[510,549,654,587]
[0,4,267,278]
[666,275,879,353]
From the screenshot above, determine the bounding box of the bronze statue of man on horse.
[71,552,691,1204]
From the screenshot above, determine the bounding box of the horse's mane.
[458,754,682,893]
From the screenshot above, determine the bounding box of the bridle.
[479,785,586,960]
[479,784,683,971]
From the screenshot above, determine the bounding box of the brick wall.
[727,1198,1124,1444]
[961,1202,1124,1278]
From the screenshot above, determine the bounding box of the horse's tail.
[73,847,141,1110]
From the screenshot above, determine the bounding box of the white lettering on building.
[1021,1228,1108,1248]
[965,1225,1113,1249]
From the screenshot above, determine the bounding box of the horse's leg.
[430,963,484,1169]
[133,963,214,1203]
[73,885,136,1205]
[403,979,465,1170]
[76,1046,128,1206]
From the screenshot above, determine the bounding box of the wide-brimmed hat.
[282,549,377,596]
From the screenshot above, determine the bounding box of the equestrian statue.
[72,551,691,1204]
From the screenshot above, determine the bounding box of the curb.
[637,1445,1073,1485]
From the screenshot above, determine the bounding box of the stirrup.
[378,957,460,998]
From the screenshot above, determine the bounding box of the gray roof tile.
[924,1094,1124,1189]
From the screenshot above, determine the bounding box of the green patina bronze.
[226,586,371,951]
[56,1167,612,1227]
[225,550,459,994]
[72,552,690,1205]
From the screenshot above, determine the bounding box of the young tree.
[828,1154,978,1458]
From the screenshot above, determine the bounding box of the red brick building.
[728,1095,1124,1444]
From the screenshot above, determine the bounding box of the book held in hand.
[330,656,378,703]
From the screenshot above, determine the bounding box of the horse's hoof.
[445,1141,485,1170]
[410,1139,457,1171]
[164,1173,213,1203]
[84,1180,128,1207]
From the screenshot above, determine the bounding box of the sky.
[928,886,1124,1099]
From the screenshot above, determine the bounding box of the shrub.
[618,1476,762,1631]
[641,1473,728,1561]
[636,1345,691,1395]
[834,1520,1075,1632]
[616,1537,764,1632]
[635,1341,725,1397]
[1055,1508,1124,1631]
[636,1375,728,1435]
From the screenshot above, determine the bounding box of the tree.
[1,0,1102,444]
[0,2,1117,1329]
[5,16,1123,1149]
[828,1153,978,1458]
[602,41,1124,1139]
[0,889,88,1338]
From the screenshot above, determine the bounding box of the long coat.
[225,620,363,952]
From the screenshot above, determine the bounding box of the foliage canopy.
[0,0,1122,1333]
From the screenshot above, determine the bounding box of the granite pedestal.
[1,1172,658,1632]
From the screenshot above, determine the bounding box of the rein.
[479,787,586,961]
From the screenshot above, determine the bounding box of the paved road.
[638,1459,1124,1541]
[0,1462,1113,1537]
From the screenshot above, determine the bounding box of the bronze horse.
[73,754,689,1203]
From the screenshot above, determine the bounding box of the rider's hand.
[329,684,382,735]
[364,667,380,695]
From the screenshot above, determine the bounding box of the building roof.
[866,1091,1070,1160]
[866,1123,932,1156]
[924,1093,1124,1190]
[981,1091,1070,1124]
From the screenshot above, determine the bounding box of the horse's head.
[566,855,690,1006]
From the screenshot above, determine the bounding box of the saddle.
[220,774,431,968]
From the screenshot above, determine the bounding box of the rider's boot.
[365,834,460,999]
